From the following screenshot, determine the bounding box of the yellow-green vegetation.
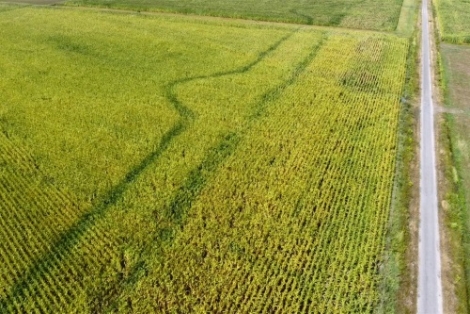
[0,5,410,313]
[434,0,470,43]
[65,0,403,31]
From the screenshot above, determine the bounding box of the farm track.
[0,29,329,311]
[417,0,443,311]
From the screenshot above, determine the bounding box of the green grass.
[439,43,470,313]
[0,5,413,313]
[434,0,470,43]
[396,0,420,36]
[64,0,404,31]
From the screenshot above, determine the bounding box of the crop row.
[0,133,82,303]
[0,21,325,312]
[0,8,409,311]
[108,35,409,312]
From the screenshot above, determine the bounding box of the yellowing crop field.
[0,6,409,313]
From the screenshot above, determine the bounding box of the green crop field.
[434,0,470,43]
[65,0,403,31]
[0,4,412,313]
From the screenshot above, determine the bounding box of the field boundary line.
[61,5,398,35]
[0,1,396,36]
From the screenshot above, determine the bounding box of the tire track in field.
[289,8,346,27]
[289,9,313,25]
[165,32,328,223]
[0,30,297,311]
[98,34,329,312]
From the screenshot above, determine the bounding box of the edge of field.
[375,0,420,310]
[432,0,470,309]
[377,10,420,312]
[396,0,420,37]
[436,44,470,313]
[0,2,397,38]
[1,0,410,34]
[57,0,401,32]
[438,59,469,314]
[431,0,470,45]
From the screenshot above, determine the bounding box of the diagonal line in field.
[165,32,328,226]
[90,34,329,311]
[0,30,297,310]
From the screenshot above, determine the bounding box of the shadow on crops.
[290,9,313,25]
[100,33,330,312]
[0,30,297,311]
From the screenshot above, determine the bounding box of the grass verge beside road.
[439,43,470,313]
